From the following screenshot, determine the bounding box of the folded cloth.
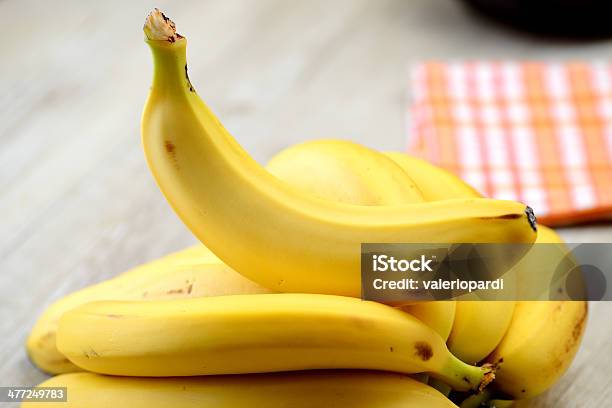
[408,61,612,226]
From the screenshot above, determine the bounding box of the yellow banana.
[23,371,458,408]
[486,228,588,399]
[141,10,537,297]
[486,300,587,399]
[385,151,517,365]
[57,293,494,392]
[26,246,270,374]
[267,139,424,205]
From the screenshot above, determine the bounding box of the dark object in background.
[462,0,612,38]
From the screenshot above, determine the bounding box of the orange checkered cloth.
[408,62,612,226]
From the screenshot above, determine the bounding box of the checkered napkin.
[408,62,612,226]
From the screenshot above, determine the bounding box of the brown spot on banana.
[414,341,433,361]
[572,303,588,342]
[83,348,99,359]
[164,141,179,169]
[164,140,175,154]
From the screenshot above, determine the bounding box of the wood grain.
[1,0,611,406]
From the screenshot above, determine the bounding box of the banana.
[267,139,424,205]
[385,151,517,365]
[23,371,458,408]
[56,293,494,392]
[140,10,537,297]
[26,245,270,374]
[486,300,587,399]
[484,228,587,399]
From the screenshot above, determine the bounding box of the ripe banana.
[141,10,537,297]
[56,293,494,392]
[23,371,458,408]
[486,300,587,399]
[26,245,270,374]
[484,227,587,399]
[385,151,517,365]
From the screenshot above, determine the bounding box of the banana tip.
[144,8,182,42]
[525,206,537,232]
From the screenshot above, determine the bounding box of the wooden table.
[1,0,611,406]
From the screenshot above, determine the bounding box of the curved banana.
[141,10,537,297]
[57,294,494,392]
[485,228,587,399]
[486,300,587,399]
[23,371,458,408]
[267,139,424,205]
[26,246,269,374]
[385,151,517,364]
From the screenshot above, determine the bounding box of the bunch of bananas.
[24,9,587,408]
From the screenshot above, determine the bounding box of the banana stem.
[433,357,495,393]
[145,10,193,95]
[144,9,181,42]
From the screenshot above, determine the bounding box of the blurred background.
[1,0,611,406]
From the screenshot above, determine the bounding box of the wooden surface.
[1,0,611,406]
